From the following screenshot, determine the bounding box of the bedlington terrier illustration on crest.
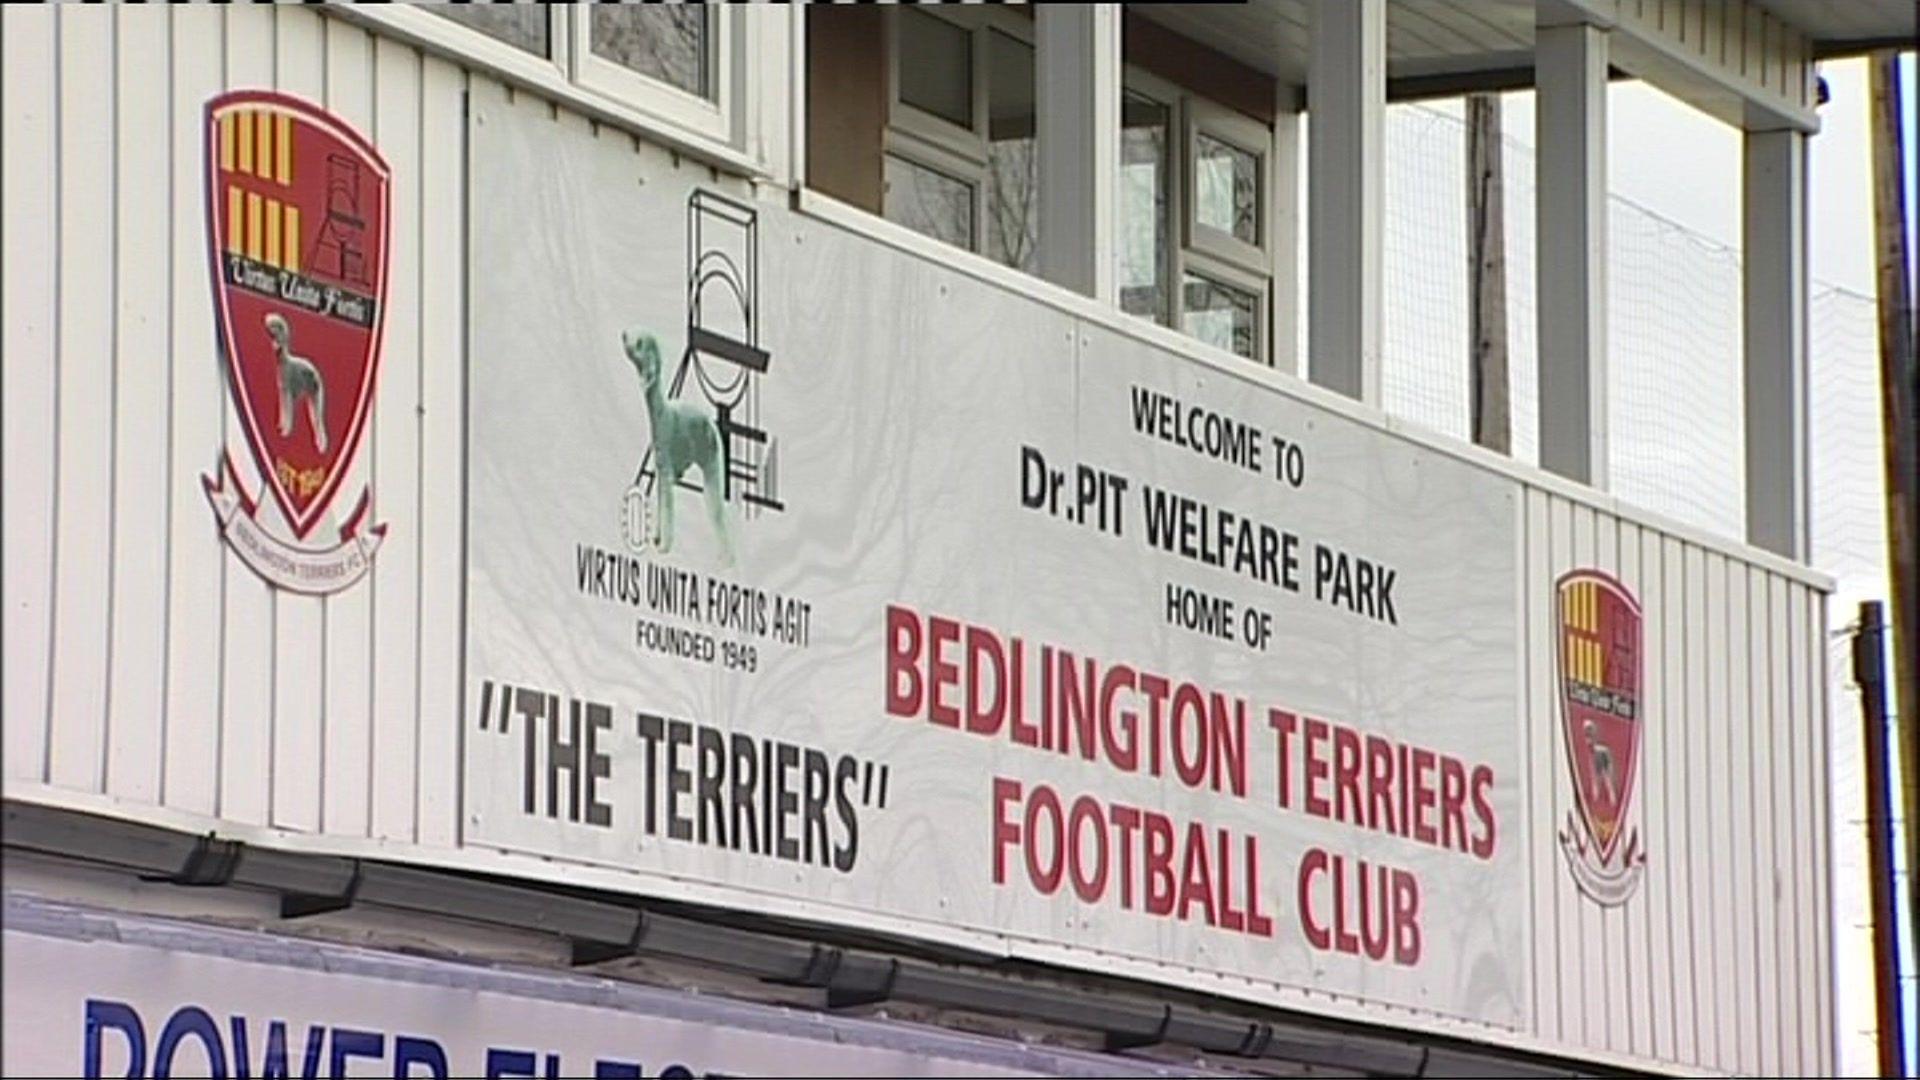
[265,311,328,454]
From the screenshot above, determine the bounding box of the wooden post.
[1868,48,1918,987]
[1467,92,1510,454]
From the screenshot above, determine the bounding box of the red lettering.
[1143,811,1176,915]
[1010,639,1040,746]
[1098,663,1139,770]
[1211,695,1248,797]
[1410,746,1438,845]
[1215,827,1245,932]
[1392,869,1422,965]
[964,626,1006,735]
[1111,804,1141,908]
[1359,860,1390,960]
[1055,650,1098,759]
[1137,672,1170,776]
[991,777,1021,884]
[1439,754,1468,853]
[1365,734,1396,833]
[1024,784,1064,894]
[1332,723,1363,825]
[885,605,923,717]
[1170,683,1208,788]
[1177,822,1216,926]
[1331,853,1360,954]
[1303,717,1331,817]
[1396,742,1412,837]
[1245,835,1275,937]
[927,615,961,728]
[1269,710,1298,809]
[1470,764,1498,859]
[1067,796,1108,903]
[1298,848,1330,950]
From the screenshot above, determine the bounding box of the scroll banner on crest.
[462,86,1532,1030]
[204,452,385,595]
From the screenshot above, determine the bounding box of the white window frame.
[1119,65,1276,364]
[1184,98,1272,275]
[323,4,763,174]
[350,4,570,87]
[882,136,984,252]
[1116,77,1181,329]
[572,4,739,147]
[1180,250,1270,364]
[882,6,1041,266]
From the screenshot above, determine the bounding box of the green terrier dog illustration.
[622,330,735,565]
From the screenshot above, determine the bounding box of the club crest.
[1554,569,1647,905]
[201,90,389,594]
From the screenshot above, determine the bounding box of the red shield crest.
[1556,570,1643,868]
[205,90,389,540]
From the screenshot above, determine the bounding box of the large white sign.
[464,92,1527,1028]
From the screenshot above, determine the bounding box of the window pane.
[1119,92,1171,325]
[591,5,708,99]
[884,155,974,251]
[1182,272,1259,359]
[899,8,972,128]
[430,3,548,56]
[1195,132,1259,245]
[985,31,1037,274]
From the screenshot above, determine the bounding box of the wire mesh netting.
[1380,97,1899,1074]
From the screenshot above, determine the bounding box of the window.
[984,31,1038,274]
[883,8,1037,275]
[573,4,735,146]
[1117,71,1273,363]
[1182,271,1260,359]
[1119,91,1172,325]
[429,3,551,57]
[1194,132,1259,246]
[899,8,973,127]
[589,4,709,99]
[884,154,974,249]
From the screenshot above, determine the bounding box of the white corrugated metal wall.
[0,4,1834,1074]
[2,4,464,844]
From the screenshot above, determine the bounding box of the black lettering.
[697,725,727,846]
[584,701,612,828]
[731,733,760,854]
[666,719,693,841]
[833,756,859,872]
[636,712,664,836]
[775,742,800,861]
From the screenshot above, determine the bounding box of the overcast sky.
[1498,55,1916,297]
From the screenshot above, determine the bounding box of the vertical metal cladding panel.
[365,32,424,845]
[162,3,230,818]
[218,3,279,828]
[1610,521,1641,1059]
[1,5,59,787]
[412,54,467,851]
[0,2,458,833]
[1726,561,1758,1075]
[1522,488,1560,1043]
[104,4,173,809]
[1657,534,1697,1065]
[1518,494,1833,1075]
[1809,586,1835,1075]
[47,3,116,796]
[266,4,330,834]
